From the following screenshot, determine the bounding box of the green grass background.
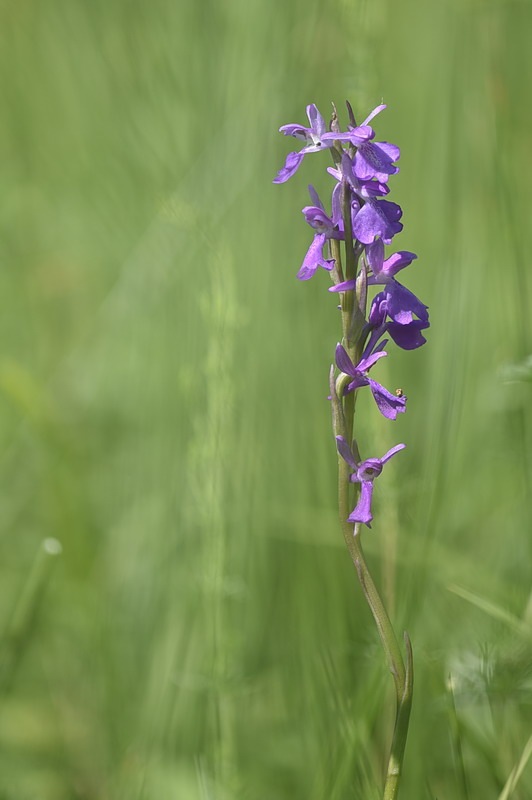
[0,0,531,797]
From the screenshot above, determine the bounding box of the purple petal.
[376,141,401,162]
[303,205,335,235]
[297,233,333,280]
[385,281,429,324]
[307,104,326,138]
[329,279,356,293]
[366,239,385,273]
[381,251,417,278]
[380,443,406,464]
[368,379,407,420]
[307,184,323,209]
[352,200,403,245]
[362,104,387,126]
[358,180,390,198]
[321,125,374,146]
[336,435,358,469]
[348,481,374,526]
[331,181,343,227]
[354,141,400,183]
[368,293,387,326]
[279,123,310,140]
[335,343,357,376]
[273,151,305,184]
[357,348,387,373]
[387,320,429,350]
[356,458,384,482]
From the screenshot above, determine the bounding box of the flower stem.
[337,458,413,799]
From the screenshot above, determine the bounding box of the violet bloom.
[336,435,405,526]
[273,105,332,184]
[335,341,407,420]
[274,104,374,184]
[298,185,339,280]
[368,293,429,350]
[366,241,429,325]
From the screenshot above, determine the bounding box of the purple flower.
[366,241,429,325]
[335,341,407,420]
[336,435,405,526]
[368,293,429,350]
[298,185,338,280]
[273,105,334,184]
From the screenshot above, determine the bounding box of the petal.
[380,443,406,464]
[368,293,387,326]
[387,320,429,350]
[366,239,385,273]
[331,181,343,227]
[376,141,401,162]
[273,151,305,184]
[348,481,374,526]
[336,435,358,469]
[335,343,357,376]
[307,104,327,138]
[368,379,407,420]
[302,205,335,235]
[297,233,333,280]
[321,125,374,145]
[362,103,387,126]
[357,458,383,481]
[329,279,356,293]
[357,348,387,372]
[352,200,403,245]
[359,180,390,198]
[279,123,310,140]
[386,281,429,324]
[381,251,417,277]
[354,142,400,183]
[307,184,323,209]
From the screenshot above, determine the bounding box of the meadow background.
[0,0,531,798]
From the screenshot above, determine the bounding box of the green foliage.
[0,0,531,797]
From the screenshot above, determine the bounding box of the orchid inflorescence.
[274,101,423,798]
[274,101,429,527]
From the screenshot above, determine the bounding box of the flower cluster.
[274,102,428,527]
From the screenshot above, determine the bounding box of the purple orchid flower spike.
[297,185,340,280]
[335,435,406,527]
[274,105,335,184]
[335,341,407,419]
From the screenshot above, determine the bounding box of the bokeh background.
[0,0,531,798]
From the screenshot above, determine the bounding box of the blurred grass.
[0,0,531,797]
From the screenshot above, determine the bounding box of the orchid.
[335,435,405,526]
[274,100,422,799]
[335,341,407,420]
